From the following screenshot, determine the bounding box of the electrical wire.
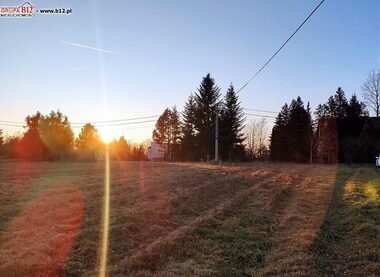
[245,113,276,119]
[243,108,278,114]
[236,0,325,94]
[70,115,159,125]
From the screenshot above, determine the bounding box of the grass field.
[0,161,379,276]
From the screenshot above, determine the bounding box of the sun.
[99,128,115,144]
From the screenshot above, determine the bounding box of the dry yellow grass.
[0,184,84,277]
[0,161,379,276]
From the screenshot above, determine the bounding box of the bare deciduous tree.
[362,69,380,117]
[245,119,268,159]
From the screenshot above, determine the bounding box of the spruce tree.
[194,73,221,161]
[326,96,336,117]
[288,97,313,162]
[170,106,182,159]
[333,87,348,119]
[315,88,368,120]
[220,84,245,161]
[346,94,368,118]
[270,103,290,161]
[181,94,197,160]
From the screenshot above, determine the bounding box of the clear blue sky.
[0,0,378,142]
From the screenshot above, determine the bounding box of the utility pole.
[215,109,219,162]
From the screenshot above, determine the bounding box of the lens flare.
[99,128,114,144]
[99,144,110,277]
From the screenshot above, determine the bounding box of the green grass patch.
[313,166,380,275]
[194,203,274,276]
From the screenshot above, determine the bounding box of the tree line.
[152,69,379,163]
[270,69,380,164]
[0,111,147,161]
[152,73,246,161]
[1,69,378,163]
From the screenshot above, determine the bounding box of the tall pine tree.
[180,94,197,160]
[270,103,290,161]
[288,97,313,162]
[194,73,221,161]
[220,84,245,161]
[333,87,348,119]
[270,97,312,163]
[346,94,368,118]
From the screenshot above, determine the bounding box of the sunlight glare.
[99,128,115,144]
[99,144,110,277]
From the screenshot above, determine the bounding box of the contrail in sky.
[61,41,122,56]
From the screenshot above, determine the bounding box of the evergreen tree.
[220,84,245,161]
[194,73,221,161]
[315,103,328,121]
[326,96,336,117]
[315,87,350,119]
[170,106,182,159]
[346,94,368,118]
[180,94,197,160]
[288,97,313,162]
[332,87,348,119]
[315,88,369,122]
[270,98,312,163]
[270,103,290,161]
[152,107,181,160]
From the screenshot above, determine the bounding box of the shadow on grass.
[0,164,72,231]
[312,165,380,276]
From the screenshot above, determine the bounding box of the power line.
[71,119,157,128]
[0,120,24,124]
[70,115,159,125]
[0,115,160,126]
[243,108,278,114]
[0,109,279,128]
[0,119,158,129]
[244,113,276,119]
[236,0,325,94]
[0,123,24,127]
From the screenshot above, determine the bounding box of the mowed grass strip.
[0,161,105,231]
[0,185,84,277]
[104,163,277,276]
[313,166,380,276]
[257,165,338,276]
[1,162,380,276]
[65,162,277,276]
[0,161,50,230]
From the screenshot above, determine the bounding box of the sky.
[0,0,379,142]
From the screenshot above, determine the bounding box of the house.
[147,142,165,161]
